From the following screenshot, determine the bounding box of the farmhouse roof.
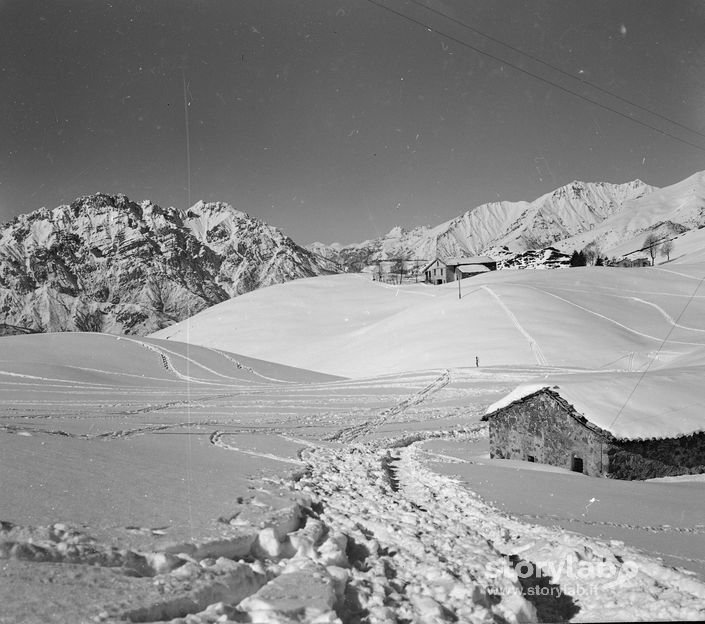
[456,265,490,275]
[445,256,495,266]
[421,258,447,273]
[483,373,705,442]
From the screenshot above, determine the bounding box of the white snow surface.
[2,332,704,622]
[484,367,705,440]
[152,262,705,371]
[5,256,705,621]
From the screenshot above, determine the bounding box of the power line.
[182,69,192,209]
[405,0,705,143]
[607,270,705,430]
[365,0,705,154]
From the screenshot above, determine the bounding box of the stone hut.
[482,386,705,480]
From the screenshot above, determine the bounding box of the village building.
[609,257,651,268]
[423,256,497,285]
[482,384,705,480]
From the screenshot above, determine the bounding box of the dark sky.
[2,0,705,244]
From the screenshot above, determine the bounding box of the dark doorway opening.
[571,456,584,473]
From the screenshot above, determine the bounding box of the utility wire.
[182,69,192,209]
[405,0,705,143]
[365,0,705,154]
[607,270,705,430]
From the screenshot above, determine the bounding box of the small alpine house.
[423,256,496,284]
[482,373,705,480]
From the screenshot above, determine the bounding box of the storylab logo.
[486,555,640,596]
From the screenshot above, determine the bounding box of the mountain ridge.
[307,175,705,270]
[0,193,337,334]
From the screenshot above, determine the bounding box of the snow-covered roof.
[456,265,490,275]
[445,256,495,266]
[484,370,705,441]
[421,258,447,272]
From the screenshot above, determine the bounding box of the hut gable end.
[484,388,609,476]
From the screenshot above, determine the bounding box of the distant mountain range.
[309,171,705,270]
[0,194,337,334]
[2,171,704,335]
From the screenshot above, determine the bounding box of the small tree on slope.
[643,233,661,266]
[660,238,674,262]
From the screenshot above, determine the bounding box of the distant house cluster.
[608,257,651,268]
[423,256,497,285]
[483,386,705,480]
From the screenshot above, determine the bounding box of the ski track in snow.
[123,338,204,383]
[482,286,548,366]
[327,369,451,443]
[627,297,705,333]
[213,349,299,384]
[122,338,279,385]
[0,369,119,387]
[536,283,705,300]
[514,511,705,536]
[526,285,705,347]
[516,285,705,334]
[209,430,305,466]
[652,267,705,282]
[0,421,220,440]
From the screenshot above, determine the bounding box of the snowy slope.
[5,269,705,621]
[0,194,338,334]
[3,332,705,622]
[152,265,705,378]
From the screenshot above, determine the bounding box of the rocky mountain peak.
[0,194,338,335]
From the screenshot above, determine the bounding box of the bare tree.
[660,239,674,262]
[643,233,661,266]
[391,258,406,283]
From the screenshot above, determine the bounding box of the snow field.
[151,265,705,377]
[3,257,705,622]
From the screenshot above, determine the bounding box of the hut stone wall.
[607,432,705,480]
[487,391,608,476]
[486,389,705,480]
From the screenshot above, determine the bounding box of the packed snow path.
[295,435,705,623]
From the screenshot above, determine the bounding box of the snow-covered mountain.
[309,179,655,270]
[556,170,705,259]
[310,173,705,269]
[0,193,337,334]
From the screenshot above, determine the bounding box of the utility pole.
[458,269,461,299]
